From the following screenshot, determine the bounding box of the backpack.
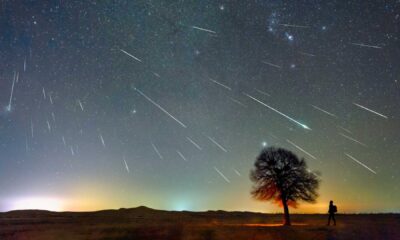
[333,205,337,213]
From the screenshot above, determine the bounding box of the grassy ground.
[0,207,398,239]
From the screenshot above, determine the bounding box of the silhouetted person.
[327,200,337,226]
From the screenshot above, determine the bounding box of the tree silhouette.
[250,147,320,226]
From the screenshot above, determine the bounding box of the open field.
[0,207,399,240]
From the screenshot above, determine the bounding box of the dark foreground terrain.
[0,206,399,240]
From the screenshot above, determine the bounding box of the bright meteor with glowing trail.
[345,153,377,174]
[120,49,143,63]
[353,103,388,119]
[243,93,311,130]
[6,75,16,112]
[135,88,187,128]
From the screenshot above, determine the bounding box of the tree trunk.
[282,200,291,226]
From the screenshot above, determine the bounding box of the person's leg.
[333,214,336,226]
[327,214,331,225]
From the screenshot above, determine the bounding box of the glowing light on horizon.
[8,197,64,211]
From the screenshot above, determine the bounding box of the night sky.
[0,1,399,213]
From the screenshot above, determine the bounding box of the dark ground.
[0,206,399,240]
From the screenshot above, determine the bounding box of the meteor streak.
[353,103,388,119]
[339,133,367,147]
[208,78,232,91]
[279,23,310,28]
[286,139,317,160]
[78,99,84,111]
[135,88,187,128]
[177,151,188,162]
[6,74,16,111]
[151,143,163,160]
[123,156,130,173]
[186,137,202,150]
[233,168,241,176]
[254,88,271,97]
[206,136,228,152]
[243,93,311,130]
[261,61,282,69]
[42,87,46,99]
[228,97,247,108]
[345,153,376,174]
[298,51,316,57]
[120,49,143,62]
[350,43,382,49]
[310,104,337,118]
[214,167,230,183]
[99,134,106,147]
[192,26,216,34]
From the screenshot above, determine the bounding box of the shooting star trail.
[345,153,376,174]
[15,71,19,83]
[353,103,388,119]
[254,88,271,97]
[99,134,106,147]
[310,105,337,118]
[208,78,232,91]
[51,112,56,122]
[279,23,310,28]
[214,167,230,183]
[46,120,51,132]
[339,133,367,147]
[229,97,247,108]
[186,137,202,150]
[70,146,75,156]
[298,51,316,57]
[135,88,187,128]
[42,87,46,99]
[192,25,216,34]
[206,136,228,152]
[286,139,317,160]
[261,61,282,69]
[24,57,26,72]
[62,136,66,147]
[123,156,130,173]
[243,93,311,130]
[6,74,16,111]
[78,99,84,111]
[120,49,143,62]
[151,143,163,160]
[30,119,34,138]
[49,94,53,104]
[350,43,382,49]
[177,151,188,162]
[233,168,241,177]
[153,72,160,78]
[338,126,352,134]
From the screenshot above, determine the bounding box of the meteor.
[350,43,382,49]
[99,134,106,147]
[208,78,232,91]
[42,87,46,99]
[62,136,66,147]
[206,136,228,152]
[286,139,317,160]
[353,103,388,119]
[345,153,376,174]
[123,156,130,173]
[192,26,216,34]
[243,93,311,130]
[151,143,163,160]
[254,88,271,97]
[228,97,247,108]
[298,51,316,57]
[214,167,230,183]
[24,57,26,72]
[78,99,84,111]
[261,61,282,69]
[279,23,310,28]
[233,168,241,177]
[339,133,367,147]
[120,49,143,62]
[135,88,187,128]
[186,137,202,150]
[310,104,337,118]
[177,151,188,162]
[6,74,16,111]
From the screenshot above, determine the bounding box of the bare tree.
[250,147,320,226]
